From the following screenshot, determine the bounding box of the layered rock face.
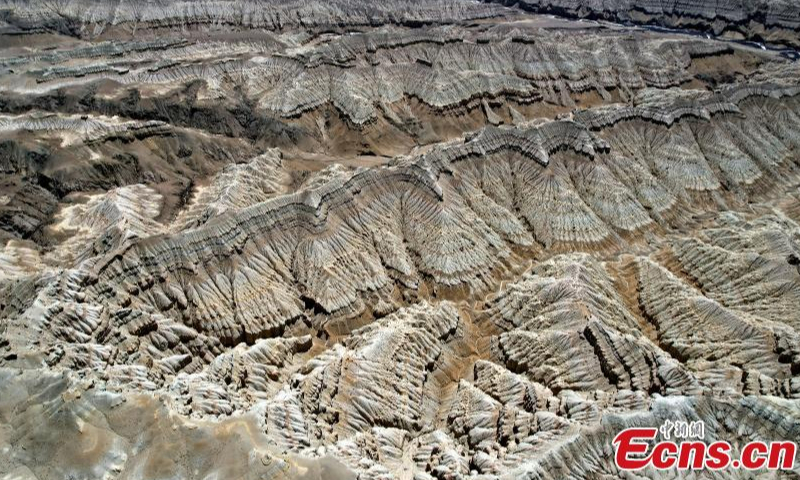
[482,0,800,48]
[1,1,799,479]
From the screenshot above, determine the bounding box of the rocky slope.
[0,2,799,479]
[482,0,800,48]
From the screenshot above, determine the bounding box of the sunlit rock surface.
[0,1,799,479]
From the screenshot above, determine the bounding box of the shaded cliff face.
[1,1,800,479]
[479,0,800,48]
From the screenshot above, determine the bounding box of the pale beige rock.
[1,4,800,480]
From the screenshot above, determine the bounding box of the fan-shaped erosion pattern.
[1,1,799,479]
